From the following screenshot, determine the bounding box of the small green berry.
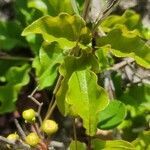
[7,133,19,142]
[25,132,40,147]
[22,109,36,123]
[41,120,58,135]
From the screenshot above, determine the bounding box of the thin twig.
[82,0,91,20]
[14,119,26,141]
[44,75,63,120]
[0,55,33,61]
[28,86,43,125]
[0,136,15,145]
[92,0,121,32]
[50,141,65,149]
[104,72,115,99]
[32,123,43,139]
[44,100,57,121]
[110,58,135,71]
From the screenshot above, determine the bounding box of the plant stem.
[0,55,33,61]
[14,119,26,141]
[32,123,43,139]
[28,86,43,126]
[44,75,63,120]
[82,0,91,20]
[92,0,121,33]
[44,100,57,121]
[73,119,77,150]
[87,136,91,150]
[111,58,134,71]
[0,136,15,145]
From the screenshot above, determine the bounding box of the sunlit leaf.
[22,13,91,49]
[27,0,74,16]
[101,10,150,39]
[92,139,136,150]
[56,51,99,115]
[69,140,86,150]
[96,28,150,68]
[66,70,109,135]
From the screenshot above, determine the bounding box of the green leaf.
[101,10,150,39]
[92,139,136,150]
[27,0,74,16]
[97,100,126,130]
[132,131,150,150]
[101,10,141,32]
[120,84,150,117]
[0,65,30,114]
[69,140,86,150]
[0,20,26,50]
[95,47,113,71]
[96,28,150,68]
[22,13,91,49]
[56,51,99,115]
[66,70,109,136]
[0,59,27,77]
[28,0,48,15]
[32,42,64,90]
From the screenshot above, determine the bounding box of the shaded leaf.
[0,65,30,114]
[32,42,64,89]
[66,70,109,135]
[120,84,150,117]
[132,131,150,150]
[0,20,26,51]
[97,100,126,130]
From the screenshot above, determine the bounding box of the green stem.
[44,100,57,121]
[44,76,63,120]
[0,55,33,61]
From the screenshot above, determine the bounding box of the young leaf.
[56,51,99,115]
[22,13,91,49]
[92,139,136,150]
[97,100,126,130]
[66,70,109,136]
[0,65,30,114]
[96,28,150,68]
[32,42,64,89]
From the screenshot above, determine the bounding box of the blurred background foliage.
[0,0,149,149]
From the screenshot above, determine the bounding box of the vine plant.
[0,0,150,150]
